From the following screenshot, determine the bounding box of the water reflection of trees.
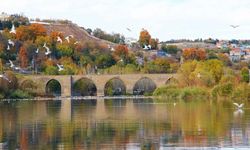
[0,100,250,149]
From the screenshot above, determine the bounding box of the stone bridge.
[20,74,178,97]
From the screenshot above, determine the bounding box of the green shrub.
[0,93,4,99]
[153,85,180,99]
[9,90,32,99]
[211,82,234,99]
[232,83,250,100]
[180,87,209,100]
[154,86,208,100]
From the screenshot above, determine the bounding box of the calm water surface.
[0,99,250,150]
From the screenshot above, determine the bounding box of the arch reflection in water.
[72,78,97,96]
[133,77,157,95]
[72,99,97,119]
[104,78,126,96]
[46,100,62,116]
[104,99,127,114]
[46,79,61,97]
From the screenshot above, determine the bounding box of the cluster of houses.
[217,40,250,62]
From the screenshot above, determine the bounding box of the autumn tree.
[182,48,206,61]
[18,46,28,68]
[139,29,151,47]
[28,23,46,40]
[149,38,159,49]
[113,45,129,62]
[217,53,231,66]
[50,31,64,43]
[16,24,46,41]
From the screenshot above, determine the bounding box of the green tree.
[241,67,249,83]
[45,66,58,75]
[161,44,180,54]
[95,54,115,69]
[56,44,73,57]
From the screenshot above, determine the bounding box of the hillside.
[33,22,117,47]
[161,42,216,50]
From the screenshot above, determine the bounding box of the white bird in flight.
[233,103,244,109]
[230,25,240,29]
[7,45,10,50]
[43,43,51,55]
[65,35,73,43]
[9,60,15,68]
[8,39,15,47]
[126,28,132,32]
[35,48,39,54]
[57,36,63,44]
[57,64,64,72]
[0,73,11,83]
[9,24,16,34]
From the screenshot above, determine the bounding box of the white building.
[229,49,241,62]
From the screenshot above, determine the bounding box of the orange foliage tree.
[182,48,206,61]
[113,45,129,62]
[50,31,64,42]
[16,24,46,41]
[139,29,151,46]
[18,46,28,68]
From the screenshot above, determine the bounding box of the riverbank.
[0,95,155,101]
[153,82,250,101]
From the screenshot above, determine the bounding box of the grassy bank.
[154,82,250,101]
[153,85,209,100]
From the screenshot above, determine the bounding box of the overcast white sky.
[1,0,250,41]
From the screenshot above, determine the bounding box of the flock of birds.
[0,25,80,82]
[0,24,244,90]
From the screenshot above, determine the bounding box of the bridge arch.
[104,77,126,96]
[165,77,179,85]
[72,78,97,96]
[45,79,62,97]
[133,77,157,95]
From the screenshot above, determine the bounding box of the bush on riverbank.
[8,90,33,99]
[153,85,209,100]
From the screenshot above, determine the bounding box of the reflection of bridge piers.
[21,74,178,97]
[60,99,72,122]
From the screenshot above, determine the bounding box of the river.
[0,99,249,149]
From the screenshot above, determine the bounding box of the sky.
[1,0,250,41]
